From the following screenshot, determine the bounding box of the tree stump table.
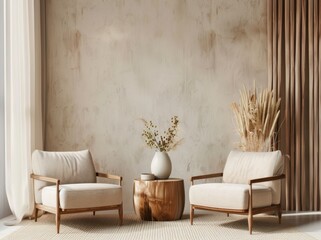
[133,178,185,221]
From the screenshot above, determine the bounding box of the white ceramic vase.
[151,151,172,179]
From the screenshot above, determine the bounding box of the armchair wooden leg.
[118,204,123,226]
[277,205,282,224]
[56,211,61,234]
[93,211,96,216]
[35,208,38,222]
[227,213,229,217]
[248,213,253,234]
[190,205,194,225]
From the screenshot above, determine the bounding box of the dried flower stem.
[231,85,281,151]
[142,116,182,152]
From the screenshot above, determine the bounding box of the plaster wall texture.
[45,0,267,212]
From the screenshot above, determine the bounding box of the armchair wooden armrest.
[190,173,223,185]
[30,173,60,184]
[96,172,123,186]
[248,174,285,185]
[31,173,61,211]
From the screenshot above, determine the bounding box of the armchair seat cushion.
[42,183,122,210]
[189,183,272,210]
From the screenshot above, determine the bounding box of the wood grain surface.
[133,178,185,221]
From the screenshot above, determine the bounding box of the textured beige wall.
[45,0,267,212]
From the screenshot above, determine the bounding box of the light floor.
[283,212,321,239]
[0,215,20,239]
[0,211,320,239]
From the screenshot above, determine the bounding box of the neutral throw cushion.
[42,183,122,209]
[32,150,97,203]
[189,183,272,210]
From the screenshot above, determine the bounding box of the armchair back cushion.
[222,150,283,204]
[32,150,96,204]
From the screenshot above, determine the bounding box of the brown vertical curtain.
[268,0,320,211]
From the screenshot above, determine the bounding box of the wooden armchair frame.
[31,172,123,233]
[190,172,285,234]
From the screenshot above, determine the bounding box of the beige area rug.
[1,212,315,240]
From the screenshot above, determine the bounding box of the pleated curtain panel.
[4,0,43,223]
[267,0,321,211]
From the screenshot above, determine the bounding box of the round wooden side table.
[133,178,185,221]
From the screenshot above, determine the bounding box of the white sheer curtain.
[4,0,43,223]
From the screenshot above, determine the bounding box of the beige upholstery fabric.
[42,183,122,209]
[31,149,123,233]
[190,183,272,210]
[222,150,283,204]
[32,150,97,203]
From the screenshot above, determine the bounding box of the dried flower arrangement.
[142,116,182,152]
[231,85,281,152]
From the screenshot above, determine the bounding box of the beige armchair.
[31,150,123,233]
[189,150,285,234]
